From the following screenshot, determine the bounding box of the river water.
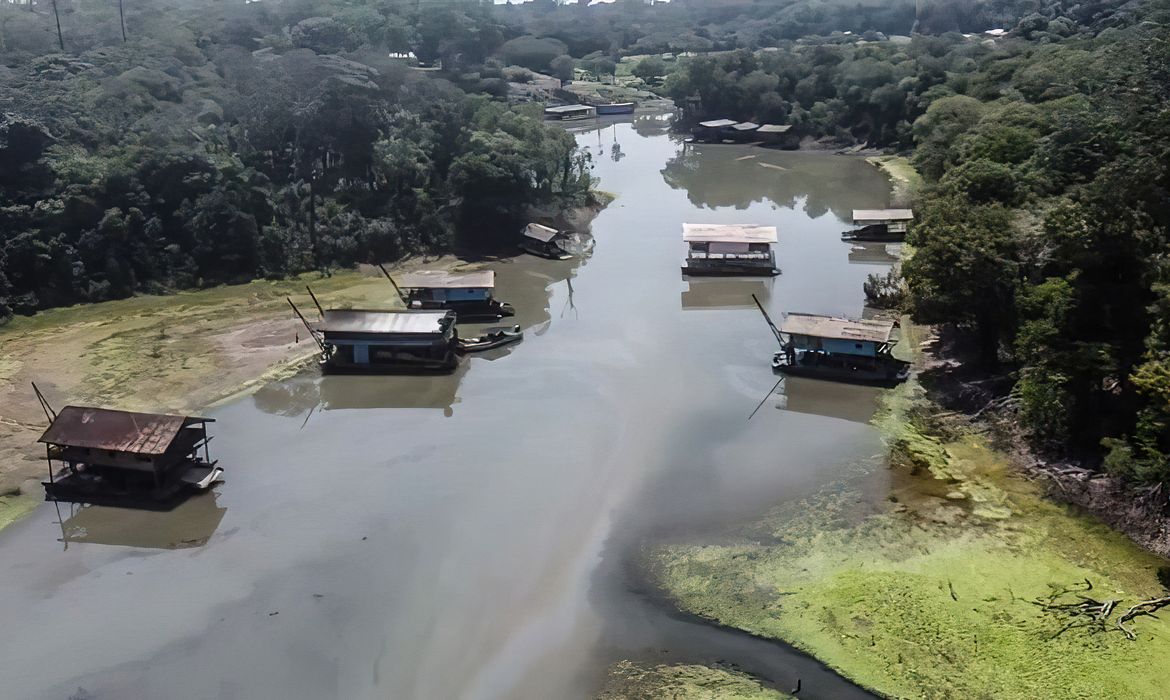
[0,117,898,700]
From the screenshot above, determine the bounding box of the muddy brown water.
[0,117,898,700]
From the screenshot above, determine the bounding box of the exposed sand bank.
[0,258,470,498]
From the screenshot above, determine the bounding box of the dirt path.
[0,258,463,495]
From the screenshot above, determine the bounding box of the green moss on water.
[597,661,790,700]
[652,382,1170,699]
[0,494,37,531]
[866,155,924,207]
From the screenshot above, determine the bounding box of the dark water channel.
[0,115,899,699]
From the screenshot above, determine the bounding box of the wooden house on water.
[313,309,459,373]
[842,209,914,241]
[40,406,221,510]
[765,311,909,385]
[691,118,737,142]
[682,223,780,276]
[396,270,515,321]
[756,124,796,148]
[521,223,574,259]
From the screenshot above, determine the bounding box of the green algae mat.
[597,661,790,700]
[651,383,1170,699]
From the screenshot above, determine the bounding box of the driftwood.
[1116,596,1170,641]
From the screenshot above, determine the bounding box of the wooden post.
[306,285,325,318]
[49,0,63,51]
[118,0,126,42]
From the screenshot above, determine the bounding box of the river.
[0,116,899,700]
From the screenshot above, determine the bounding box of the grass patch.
[0,493,38,531]
[866,155,924,207]
[597,661,789,700]
[651,383,1170,699]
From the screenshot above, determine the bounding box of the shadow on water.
[53,492,227,550]
[681,277,775,310]
[661,145,891,220]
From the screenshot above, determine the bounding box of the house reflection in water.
[680,278,772,310]
[55,491,226,550]
[252,362,470,419]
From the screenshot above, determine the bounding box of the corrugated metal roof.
[757,124,792,133]
[320,309,452,335]
[397,270,494,289]
[780,313,895,343]
[699,119,737,128]
[523,223,561,242]
[732,122,759,131]
[683,223,778,244]
[853,209,914,223]
[39,406,210,455]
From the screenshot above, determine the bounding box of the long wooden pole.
[118,0,126,42]
[752,294,784,347]
[49,0,63,50]
[305,285,325,318]
[287,298,324,351]
[378,263,407,304]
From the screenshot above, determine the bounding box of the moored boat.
[457,325,523,353]
[595,102,636,115]
[520,222,574,259]
[393,270,515,321]
[682,223,780,276]
[841,209,914,241]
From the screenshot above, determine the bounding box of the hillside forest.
[2,0,1170,480]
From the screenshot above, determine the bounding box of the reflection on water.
[681,278,773,310]
[772,376,885,425]
[55,492,226,550]
[662,145,891,220]
[848,242,901,266]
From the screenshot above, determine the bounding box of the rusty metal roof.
[39,406,212,455]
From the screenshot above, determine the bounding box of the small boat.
[180,464,225,490]
[457,325,523,353]
[595,102,635,115]
[544,104,597,121]
[521,223,574,260]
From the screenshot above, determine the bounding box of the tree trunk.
[50,0,63,51]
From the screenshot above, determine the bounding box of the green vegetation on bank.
[597,661,789,700]
[652,381,1170,699]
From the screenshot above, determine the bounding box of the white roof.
[732,122,759,131]
[397,270,494,289]
[780,313,895,343]
[524,223,561,242]
[319,309,450,335]
[545,104,595,114]
[682,223,778,244]
[756,124,792,133]
[699,119,737,128]
[853,209,914,223]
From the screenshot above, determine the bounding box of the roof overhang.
[683,223,778,244]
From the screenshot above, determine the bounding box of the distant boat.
[457,325,523,353]
[544,104,596,121]
[595,102,635,115]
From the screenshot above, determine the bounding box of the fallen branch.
[1116,596,1170,640]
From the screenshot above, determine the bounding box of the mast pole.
[751,294,784,347]
[287,298,325,351]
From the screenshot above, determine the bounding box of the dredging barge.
[392,270,515,322]
[39,402,222,510]
[310,308,460,374]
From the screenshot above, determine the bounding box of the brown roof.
[780,313,896,343]
[39,406,211,455]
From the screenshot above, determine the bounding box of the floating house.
[594,101,636,115]
[756,123,796,148]
[691,118,737,142]
[842,209,915,241]
[314,309,459,373]
[771,313,909,384]
[544,104,596,121]
[682,223,780,276]
[728,121,760,142]
[40,406,221,510]
[520,223,574,259]
[396,270,515,321]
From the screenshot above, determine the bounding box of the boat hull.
[595,103,635,115]
[682,263,780,277]
[44,460,221,511]
[772,351,909,386]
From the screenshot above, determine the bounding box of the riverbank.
[596,661,790,700]
[0,255,504,499]
[865,155,922,207]
[648,328,1170,698]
